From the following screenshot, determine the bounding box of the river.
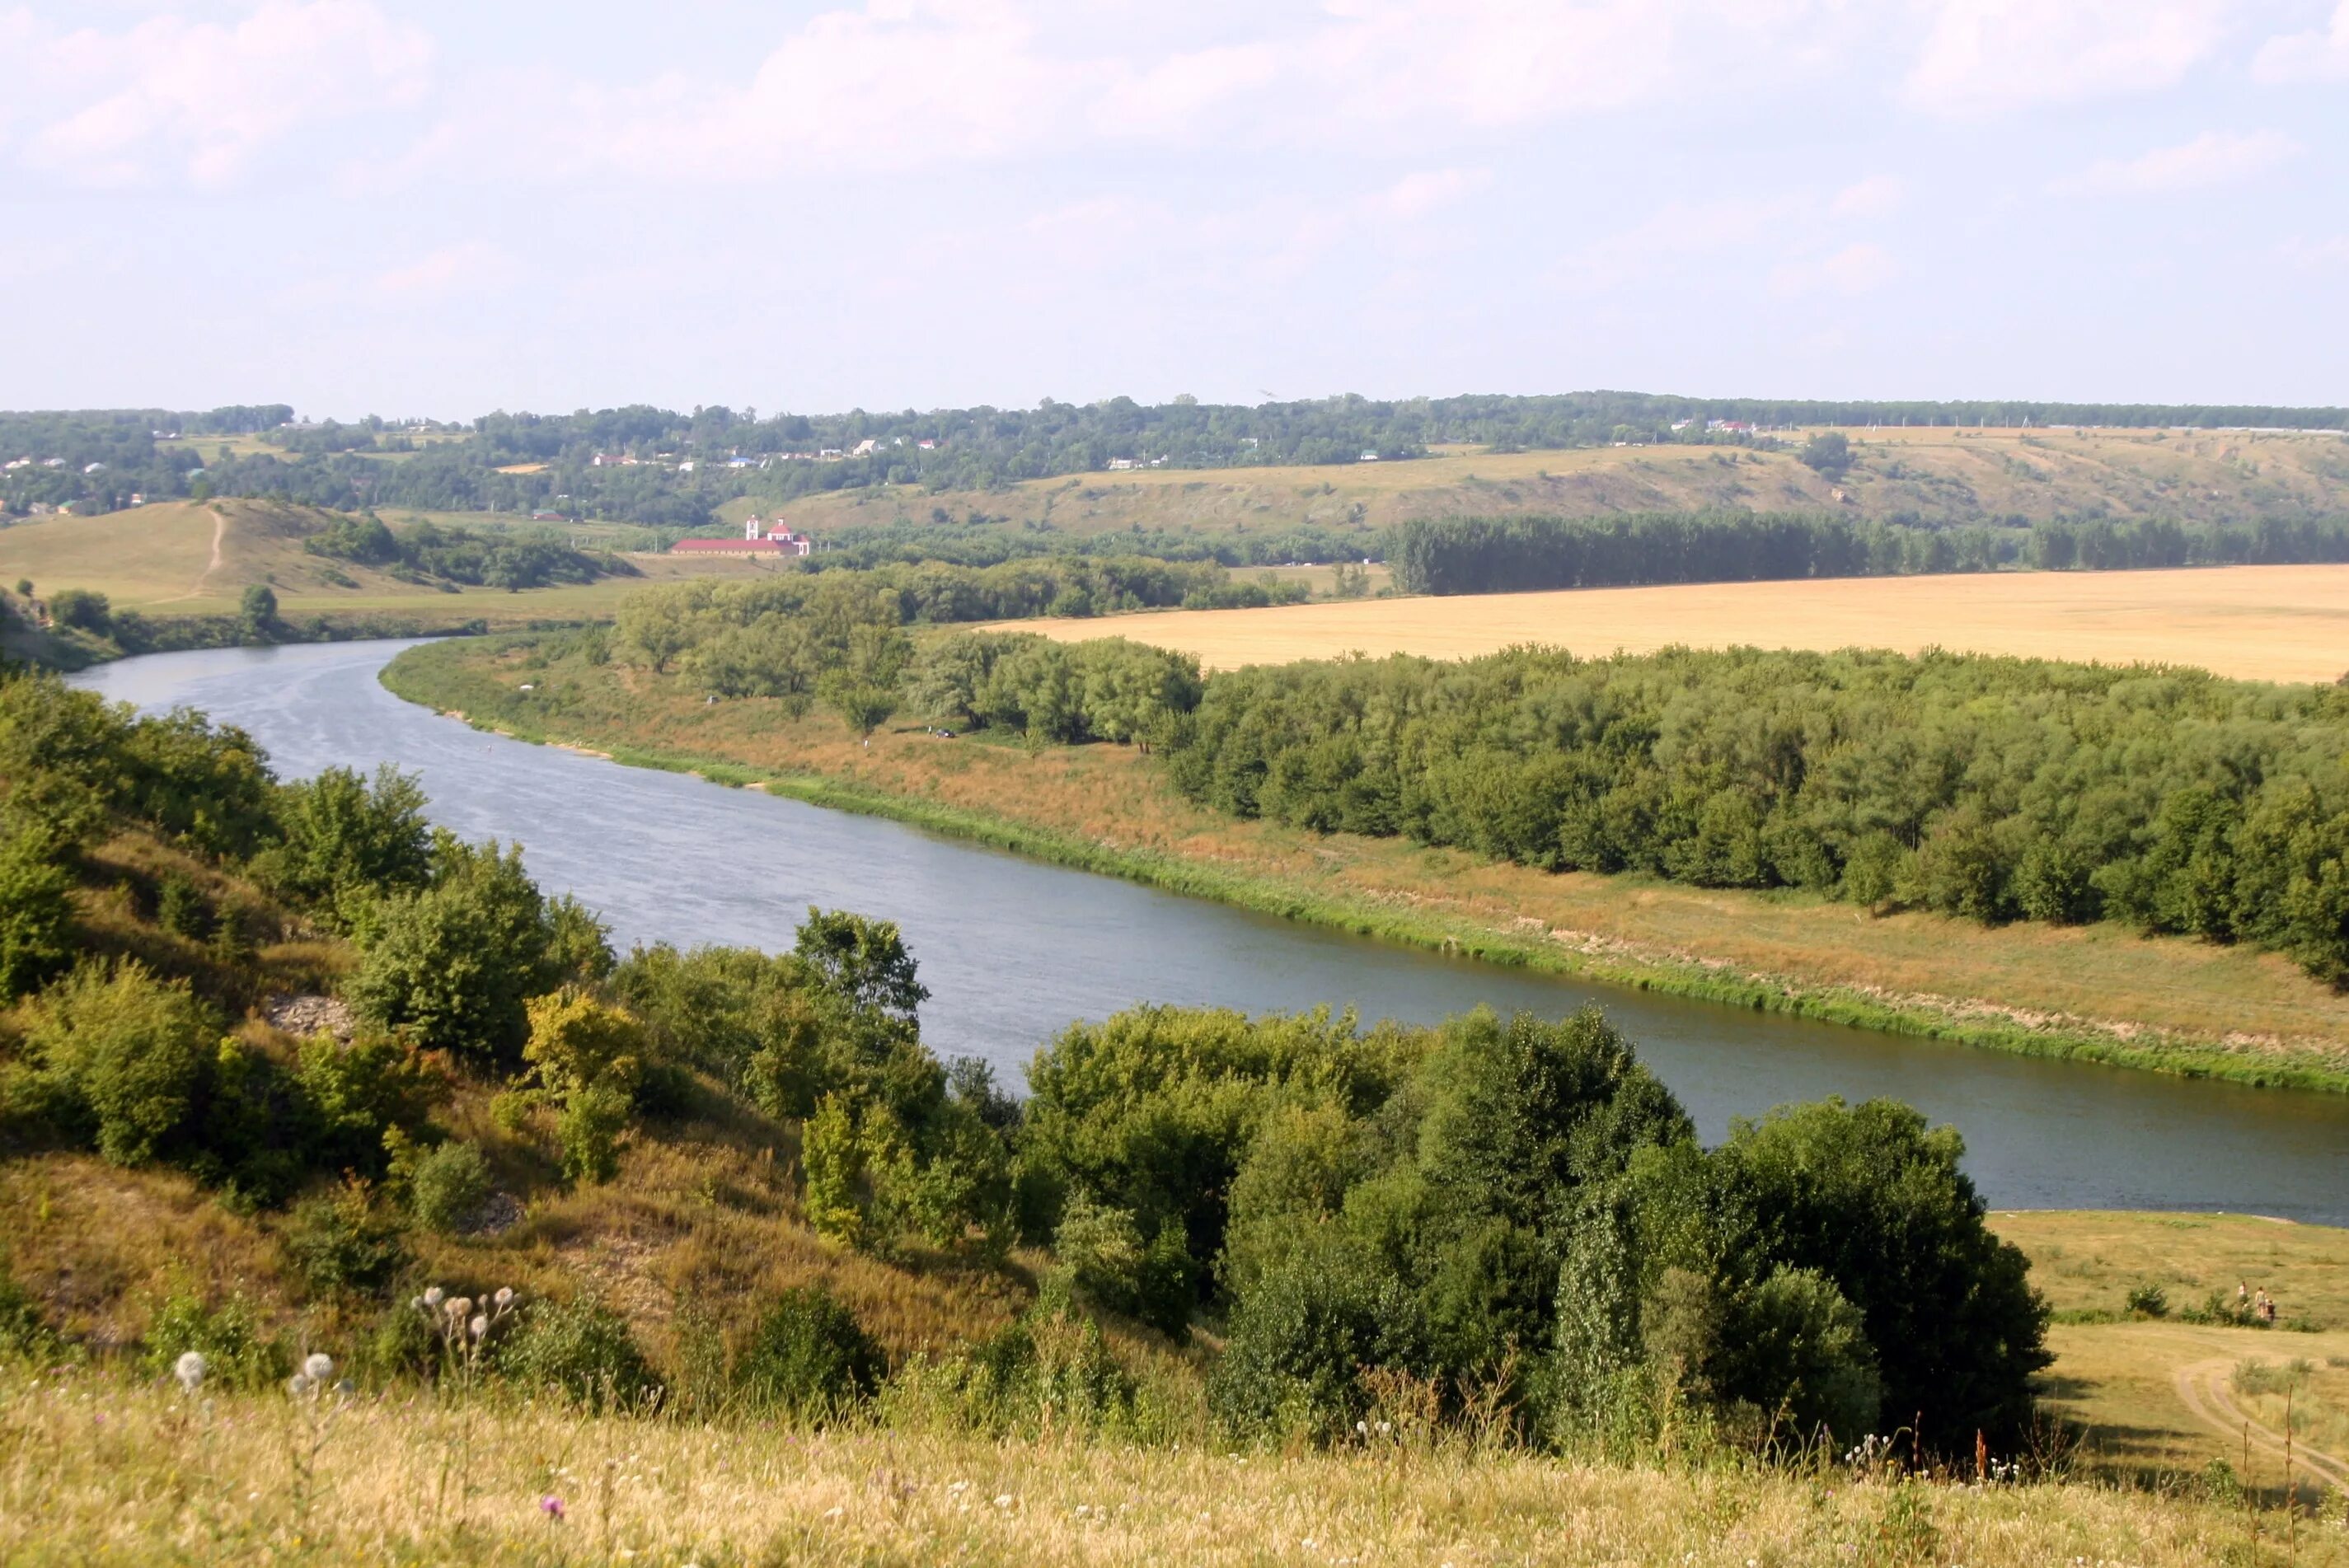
[71,640,2349,1223]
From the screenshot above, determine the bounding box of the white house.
[851,438,880,457]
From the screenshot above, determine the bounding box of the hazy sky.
[4,1,2346,418]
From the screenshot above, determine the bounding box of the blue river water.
[73,640,2349,1222]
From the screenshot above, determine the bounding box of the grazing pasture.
[1008,563,2349,685]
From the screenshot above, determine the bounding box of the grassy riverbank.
[381,634,2349,1093]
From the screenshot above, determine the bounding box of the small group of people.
[2238,1280,2280,1324]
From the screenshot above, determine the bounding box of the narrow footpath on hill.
[2174,1355,2349,1493]
[158,505,226,603]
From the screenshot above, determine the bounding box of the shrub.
[46,588,110,635]
[733,1285,885,1420]
[283,1179,410,1296]
[0,1269,60,1362]
[409,1140,492,1234]
[141,1286,284,1392]
[0,831,73,1002]
[497,1296,662,1410]
[25,960,213,1166]
[346,836,562,1062]
[1052,1194,1194,1336]
[2124,1280,2169,1318]
[155,873,209,940]
[1716,1266,1882,1444]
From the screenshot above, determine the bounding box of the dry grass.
[1,1369,2332,1566]
[1991,1212,2349,1327]
[756,425,2349,544]
[0,499,783,623]
[1008,563,2349,686]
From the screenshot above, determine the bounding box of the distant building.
[530,510,570,522]
[1108,458,1136,470]
[851,438,879,457]
[1358,451,1380,462]
[917,438,937,450]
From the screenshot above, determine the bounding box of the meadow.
[1006,562,2349,685]
[6,1370,2340,1566]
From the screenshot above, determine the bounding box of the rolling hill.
[737,426,2349,549]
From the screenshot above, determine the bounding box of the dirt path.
[157,506,226,603]
[2175,1355,2349,1492]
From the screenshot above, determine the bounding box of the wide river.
[74,641,2349,1223]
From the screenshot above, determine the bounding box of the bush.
[497,1296,662,1410]
[2125,1280,2169,1318]
[155,873,209,940]
[1051,1194,1194,1337]
[46,588,110,635]
[0,1269,60,1362]
[283,1179,410,1296]
[0,831,73,1002]
[25,960,213,1166]
[409,1140,492,1234]
[346,836,565,1062]
[733,1285,885,1420]
[141,1286,284,1392]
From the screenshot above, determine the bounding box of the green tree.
[345,835,561,1061]
[238,583,279,641]
[261,765,432,923]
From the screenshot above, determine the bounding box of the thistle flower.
[494,1286,515,1308]
[302,1353,335,1383]
[540,1495,565,1522]
[173,1351,206,1393]
[446,1296,473,1320]
[470,1314,489,1341]
[423,1286,445,1308]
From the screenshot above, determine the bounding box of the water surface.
[73,640,2349,1222]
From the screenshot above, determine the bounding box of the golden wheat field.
[1006,564,2349,684]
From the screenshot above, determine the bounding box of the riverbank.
[382,634,2349,1094]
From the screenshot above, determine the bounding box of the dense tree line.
[804,517,1381,570]
[304,511,629,591]
[1153,645,2349,985]
[1395,512,2349,595]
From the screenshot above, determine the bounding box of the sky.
[2,0,2346,419]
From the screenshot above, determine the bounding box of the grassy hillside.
[741,427,2349,549]
[1006,561,2349,685]
[0,500,789,645]
[382,634,2349,1088]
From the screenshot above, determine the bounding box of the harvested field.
[1008,564,2349,684]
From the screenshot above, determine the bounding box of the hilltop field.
[744,425,2349,545]
[1005,561,2349,685]
[0,498,788,630]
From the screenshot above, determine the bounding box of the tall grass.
[0,1365,2327,1566]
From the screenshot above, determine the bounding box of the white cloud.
[1770,241,1897,297]
[2253,0,2349,80]
[1830,174,1904,219]
[1368,167,1494,221]
[2054,129,2300,195]
[1906,0,2235,115]
[1560,197,1794,290]
[7,1,431,186]
[375,241,518,299]
[424,0,1866,184]
[2281,235,2349,267]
